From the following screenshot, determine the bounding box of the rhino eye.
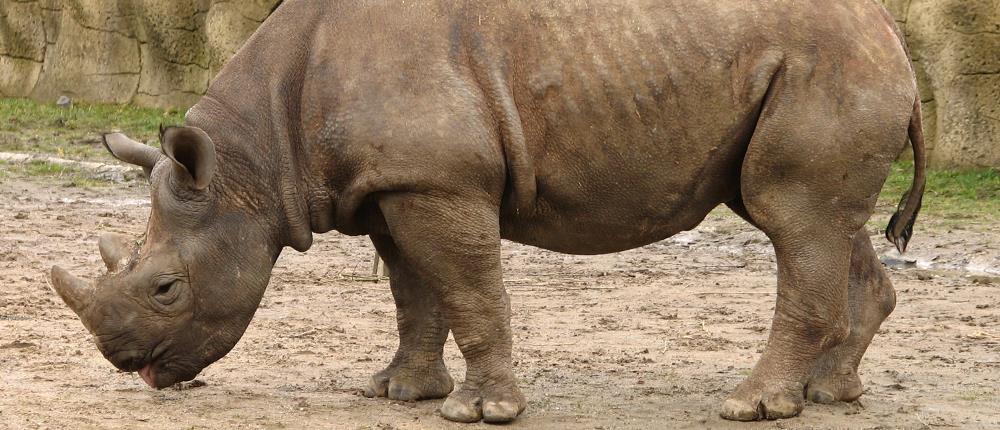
[153,280,180,305]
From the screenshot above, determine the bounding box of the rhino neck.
[185,94,315,254]
[189,4,324,253]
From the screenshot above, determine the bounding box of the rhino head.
[50,127,281,388]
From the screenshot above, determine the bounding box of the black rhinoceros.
[51,0,925,423]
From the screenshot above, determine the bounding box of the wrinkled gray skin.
[51,0,927,424]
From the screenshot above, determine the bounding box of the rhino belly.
[498,148,742,255]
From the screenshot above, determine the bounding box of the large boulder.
[29,1,142,104]
[884,0,1000,167]
[0,1,46,98]
[0,0,280,108]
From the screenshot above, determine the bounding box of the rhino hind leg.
[719,220,854,421]
[720,208,898,406]
[720,67,908,421]
[806,230,896,404]
[363,235,454,401]
[376,193,526,423]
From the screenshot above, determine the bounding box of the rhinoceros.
[50,0,926,424]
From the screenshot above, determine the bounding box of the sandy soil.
[1,174,999,430]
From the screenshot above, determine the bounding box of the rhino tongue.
[138,364,156,388]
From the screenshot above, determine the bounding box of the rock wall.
[0,0,280,108]
[1,0,998,167]
[884,0,999,168]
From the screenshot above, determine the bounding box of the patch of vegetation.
[0,159,110,188]
[0,97,184,161]
[879,161,1000,221]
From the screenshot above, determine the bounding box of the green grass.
[879,161,1000,221]
[0,159,109,188]
[23,159,71,175]
[0,97,184,161]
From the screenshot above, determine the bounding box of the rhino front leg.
[363,234,454,401]
[377,193,525,423]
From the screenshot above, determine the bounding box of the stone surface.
[0,1,46,97]
[30,9,141,104]
[884,0,1000,167]
[0,0,280,108]
[0,0,997,166]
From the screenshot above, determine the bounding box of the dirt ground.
[1,173,999,430]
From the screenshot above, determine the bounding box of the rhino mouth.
[106,340,171,389]
[137,340,173,389]
[138,363,157,388]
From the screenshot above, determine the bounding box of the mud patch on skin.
[2,175,1000,429]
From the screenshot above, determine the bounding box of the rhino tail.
[885,100,927,254]
[881,4,927,254]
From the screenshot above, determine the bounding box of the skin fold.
[50,0,927,424]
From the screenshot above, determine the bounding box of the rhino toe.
[439,385,525,424]
[482,398,522,423]
[364,362,453,401]
[720,383,804,421]
[440,390,482,423]
[806,370,864,404]
[720,398,762,421]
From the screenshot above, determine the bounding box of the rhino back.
[488,1,910,252]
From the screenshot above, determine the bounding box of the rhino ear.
[160,126,216,190]
[102,132,163,178]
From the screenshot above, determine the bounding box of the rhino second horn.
[98,233,133,271]
[50,266,94,319]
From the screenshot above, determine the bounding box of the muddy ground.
[1,173,998,430]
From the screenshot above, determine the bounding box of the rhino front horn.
[50,266,94,319]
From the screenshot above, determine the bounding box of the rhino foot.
[439,383,526,424]
[719,381,804,421]
[806,366,864,404]
[363,360,454,401]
